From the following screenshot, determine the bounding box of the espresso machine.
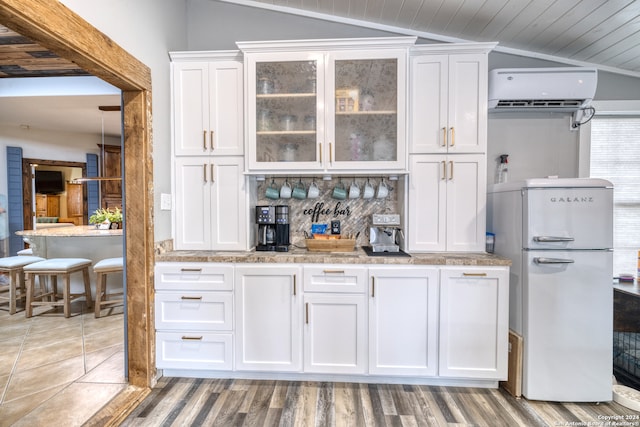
[369,214,402,252]
[256,205,290,252]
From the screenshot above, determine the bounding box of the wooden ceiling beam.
[0,0,151,91]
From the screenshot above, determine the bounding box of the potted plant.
[89,207,123,229]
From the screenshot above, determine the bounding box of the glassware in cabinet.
[253,60,319,165]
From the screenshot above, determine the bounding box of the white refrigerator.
[488,178,613,402]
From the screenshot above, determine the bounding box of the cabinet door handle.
[319,143,322,163]
[371,276,375,297]
[329,142,333,164]
[180,268,202,272]
[203,130,207,151]
[441,161,446,180]
[305,302,309,324]
[210,130,215,150]
[442,127,447,147]
[462,272,487,277]
[203,164,207,183]
[211,164,215,183]
[293,274,297,296]
[450,127,455,147]
[449,161,454,180]
[181,296,203,300]
[181,336,203,341]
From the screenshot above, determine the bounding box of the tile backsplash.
[254,176,400,248]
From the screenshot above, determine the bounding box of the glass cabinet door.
[328,53,405,170]
[250,56,323,169]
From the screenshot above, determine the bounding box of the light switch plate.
[160,193,172,210]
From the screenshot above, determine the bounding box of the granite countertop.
[16,225,123,237]
[156,246,512,266]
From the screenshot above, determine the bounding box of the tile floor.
[0,296,126,427]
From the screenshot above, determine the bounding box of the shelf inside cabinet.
[257,93,316,98]
[336,110,397,116]
[257,130,316,136]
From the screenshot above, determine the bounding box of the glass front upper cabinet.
[253,57,323,168]
[240,39,412,173]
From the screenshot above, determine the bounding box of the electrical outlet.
[160,193,172,211]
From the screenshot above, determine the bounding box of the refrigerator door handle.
[533,236,575,243]
[534,257,575,264]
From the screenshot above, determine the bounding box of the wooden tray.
[305,238,356,252]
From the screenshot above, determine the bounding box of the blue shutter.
[6,146,24,255]
[86,153,99,220]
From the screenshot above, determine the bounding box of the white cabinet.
[409,45,493,154]
[171,54,243,156]
[368,267,439,376]
[438,266,509,380]
[171,52,248,251]
[235,265,302,372]
[238,38,415,173]
[302,266,367,374]
[408,154,486,252]
[174,156,247,251]
[155,263,234,371]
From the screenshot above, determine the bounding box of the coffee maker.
[256,205,290,252]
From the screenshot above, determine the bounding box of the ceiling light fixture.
[72,106,123,184]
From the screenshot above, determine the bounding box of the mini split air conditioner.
[488,67,597,112]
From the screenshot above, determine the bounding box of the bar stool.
[94,257,124,318]
[0,256,46,314]
[23,258,93,318]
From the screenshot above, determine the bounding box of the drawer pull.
[181,336,203,341]
[180,268,202,272]
[462,273,487,277]
[181,296,203,300]
[323,270,345,274]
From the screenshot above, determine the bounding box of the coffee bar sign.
[303,202,351,223]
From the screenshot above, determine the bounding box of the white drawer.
[155,263,233,291]
[303,265,367,293]
[156,332,233,370]
[155,291,233,331]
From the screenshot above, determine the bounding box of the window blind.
[590,117,640,276]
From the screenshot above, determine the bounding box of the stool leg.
[51,276,58,302]
[83,267,92,310]
[25,272,33,318]
[95,272,105,318]
[9,270,18,315]
[63,273,71,318]
[17,270,26,311]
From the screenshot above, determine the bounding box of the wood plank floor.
[120,377,639,426]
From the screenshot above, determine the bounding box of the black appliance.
[256,205,290,252]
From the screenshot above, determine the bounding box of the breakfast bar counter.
[16,226,123,298]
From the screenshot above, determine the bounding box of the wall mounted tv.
[35,170,65,194]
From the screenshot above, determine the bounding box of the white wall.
[487,114,580,185]
[60,0,189,242]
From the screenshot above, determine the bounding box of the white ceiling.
[225,0,640,78]
[0,94,122,137]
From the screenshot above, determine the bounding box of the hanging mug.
[349,180,360,199]
[332,181,347,200]
[292,181,306,200]
[307,180,320,198]
[363,179,375,199]
[280,180,292,199]
[376,180,389,199]
[265,180,279,200]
